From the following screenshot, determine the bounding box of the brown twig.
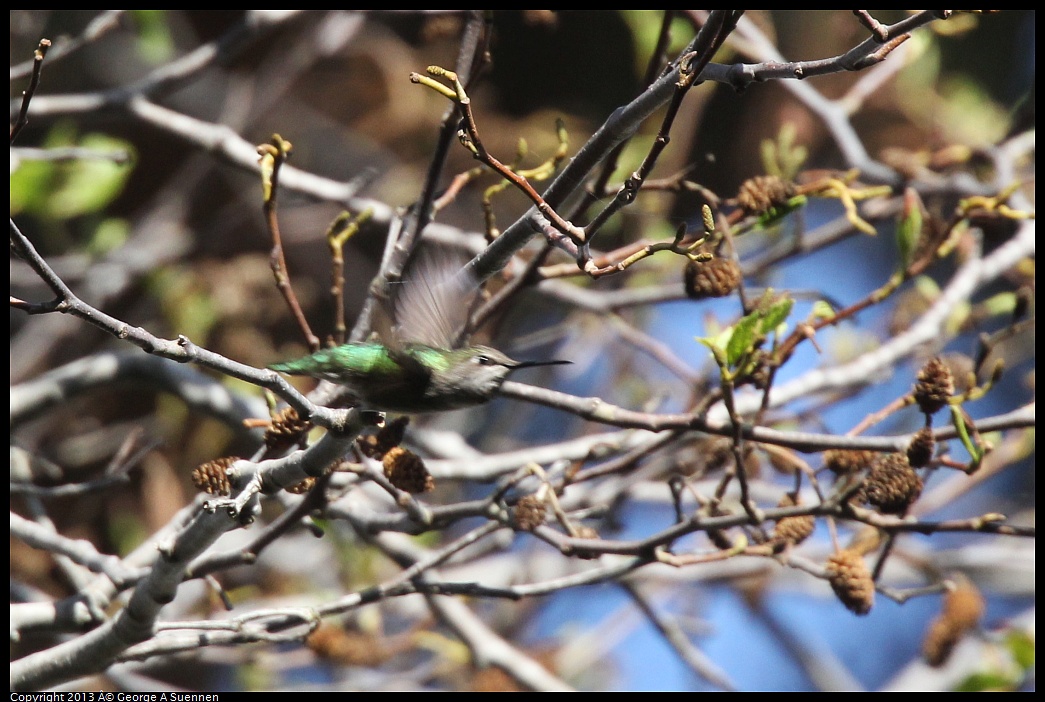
[570,11,681,221]
[581,12,737,242]
[852,10,890,42]
[768,183,948,371]
[411,66,587,248]
[258,134,320,352]
[480,122,569,241]
[10,12,124,81]
[326,209,373,345]
[11,39,51,145]
[579,11,744,274]
[409,10,492,246]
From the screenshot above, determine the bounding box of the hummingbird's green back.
[270,342,416,380]
[269,342,523,412]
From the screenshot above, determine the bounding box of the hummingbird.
[269,252,569,413]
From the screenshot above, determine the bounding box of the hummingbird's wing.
[393,250,476,349]
[367,280,432,384]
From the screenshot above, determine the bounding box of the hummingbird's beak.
[512,359,572,369]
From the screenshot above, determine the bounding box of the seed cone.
[823,449,876,476]
[513,494,547,531]
[922,580,985,666]
[684,256,741,299]
[264,406,312,451]
[383,446,434,494]
[191,456,236,496]
[906,426,936,468]
[735,175,796,216]
[771,493,815,546]
[825,549,875,615]
[862,452,923,514]
[913,356,954,416]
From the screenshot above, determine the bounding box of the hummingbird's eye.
[475,354,493,365]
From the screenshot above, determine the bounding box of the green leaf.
[87,218,130,256]
[618,11,693,79]
[1005,629,1036,670]
[980,291,1017,317]
[9,156,53,216]
[698,334,731,367]
[757,195,807,229]
[955,671,1019,693]
[896,188,924,269]
[950,627,1033,691]
[49,136,134,218]
[726,311,761,368]
[761,122,808,180]
[811,300,835,320]
[759,296,794,336]
[151,268,219,344]
[108,512,149,557]
[700,296,796,373]
[129,10,175,64]
[12,126,135,221]
[914,275,942,299]
[945,300,971,335]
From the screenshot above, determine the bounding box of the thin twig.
[10,39,50,145]
[258,135,320,352]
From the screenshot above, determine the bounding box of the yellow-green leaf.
[812,300,835,321]
[129,10,175,64]
[727,312,761,368]
[759,297,794,336]
[896,187,924,269]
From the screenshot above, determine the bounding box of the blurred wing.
[394,249,476,348]
[370,291,401,351]
[368,281,431,380]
